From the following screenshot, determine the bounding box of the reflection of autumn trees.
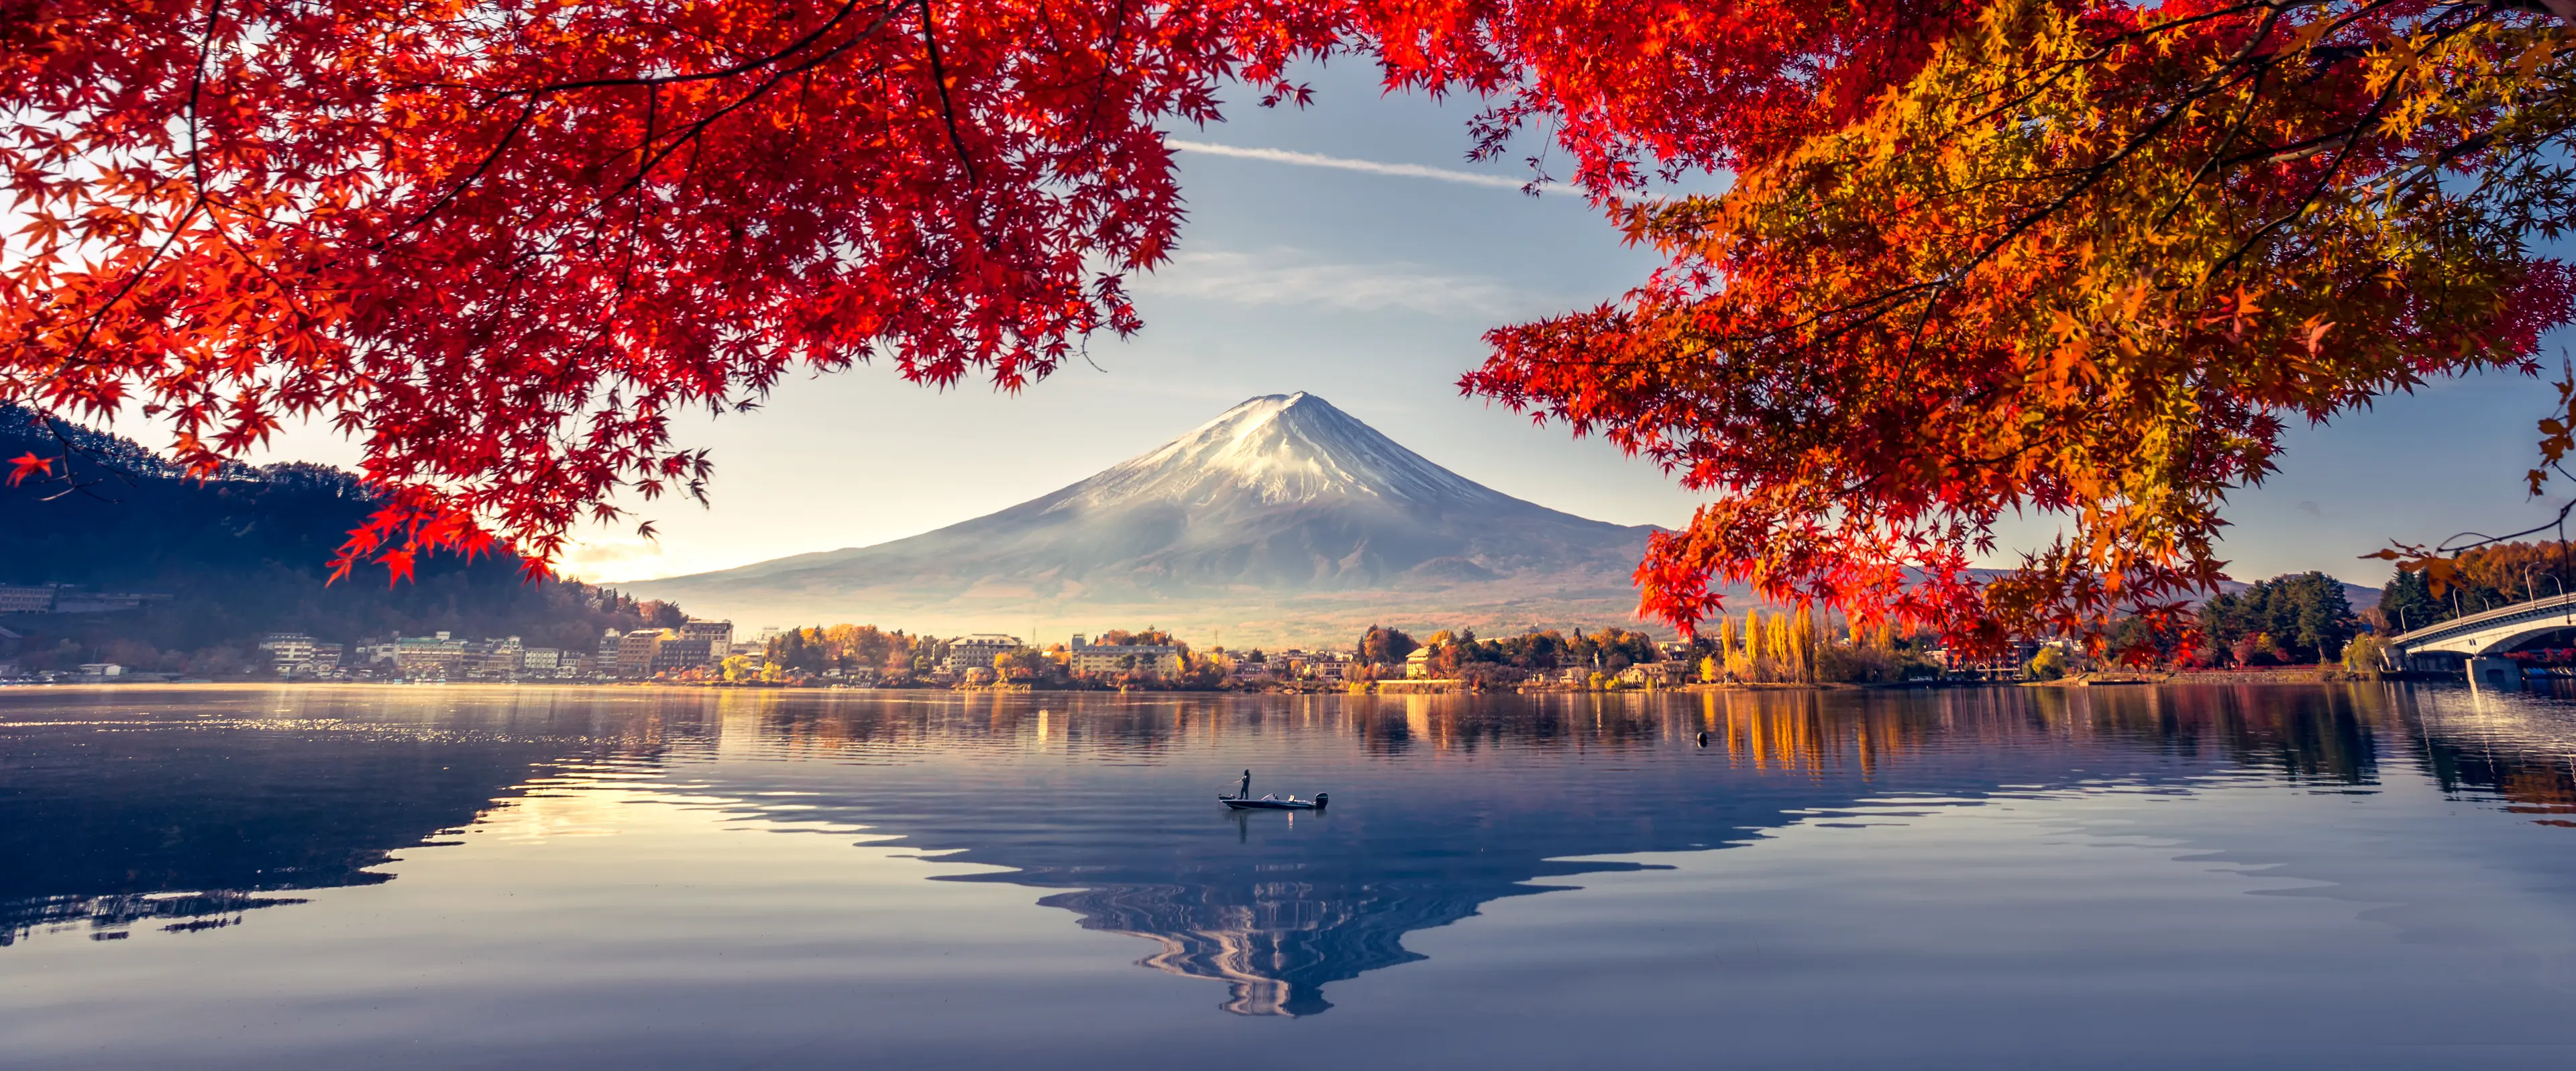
[665,686,2576,828]
[22,682,2573,1009]
[2494,767,2576,827]
[2408,692,2576,828]
[2474,761,2576,827]
[1688,686,2573,807]
[2046,686,2385,787]
[1698,691,1909,777]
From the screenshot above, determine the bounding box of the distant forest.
[1,405,683,674]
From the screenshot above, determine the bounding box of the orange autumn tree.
[9,1,2576,654]
[1441,0,2576,654]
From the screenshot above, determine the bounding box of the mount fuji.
[624,394,1664,643]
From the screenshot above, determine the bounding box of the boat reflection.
[700,686,2574,1015]
[3,684,2571,1017]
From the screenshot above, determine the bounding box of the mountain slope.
[629,394,1662,641]
[0,405,684,672]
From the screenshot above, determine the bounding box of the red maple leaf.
[377,548,417,587]
[6,453,55,487]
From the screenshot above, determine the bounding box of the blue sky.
[253,60,2573,593]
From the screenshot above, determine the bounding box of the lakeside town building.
[612,628,664,678]
[1220,648,1353,682]
[945,633,1023,672]
[256,633,345,677]
[598,619,735,679]
[677,619,735,652]
[1299,653,1355,681]
[650,636,714,676]
[1067,633,1183,677]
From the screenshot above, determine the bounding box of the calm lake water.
[3,684,2573,1069]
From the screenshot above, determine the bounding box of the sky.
[239,60,2575,593]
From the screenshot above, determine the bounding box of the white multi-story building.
[680,619,734,651]
[945,633,1022,672]
[258,633,316,670]
[260,634,346,678]
[264,633,352,677]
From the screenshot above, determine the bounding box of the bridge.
[2383,591,2576,672]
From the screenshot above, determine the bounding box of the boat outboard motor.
[1313,793,1329,810]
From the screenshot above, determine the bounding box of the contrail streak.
[1167,139,1564,193]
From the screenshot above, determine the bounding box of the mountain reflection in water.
[3,684,2573,1017]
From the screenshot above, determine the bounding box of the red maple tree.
[8,1,2572,650]
[5,0,1348,580]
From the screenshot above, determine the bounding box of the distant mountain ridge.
[631,394,1664,642]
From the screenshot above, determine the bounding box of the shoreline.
[0,673,2464,695]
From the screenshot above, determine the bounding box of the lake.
[3,683,2573,1069]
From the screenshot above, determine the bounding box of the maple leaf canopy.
[7,0,2575,654]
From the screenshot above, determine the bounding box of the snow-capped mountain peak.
[1065,393,1506,510]
[626,392,1658,641]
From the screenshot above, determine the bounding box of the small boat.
[1219,769,1328,811]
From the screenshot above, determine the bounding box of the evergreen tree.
[2378,570,2442,634]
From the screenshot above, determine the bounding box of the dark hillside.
[1,406,679,674]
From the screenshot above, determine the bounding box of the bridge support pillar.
[2467,656,2523,692]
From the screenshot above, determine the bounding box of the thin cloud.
[1167,139,1566,193]
[558,539,665,582]
[1134,250,1523,316]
